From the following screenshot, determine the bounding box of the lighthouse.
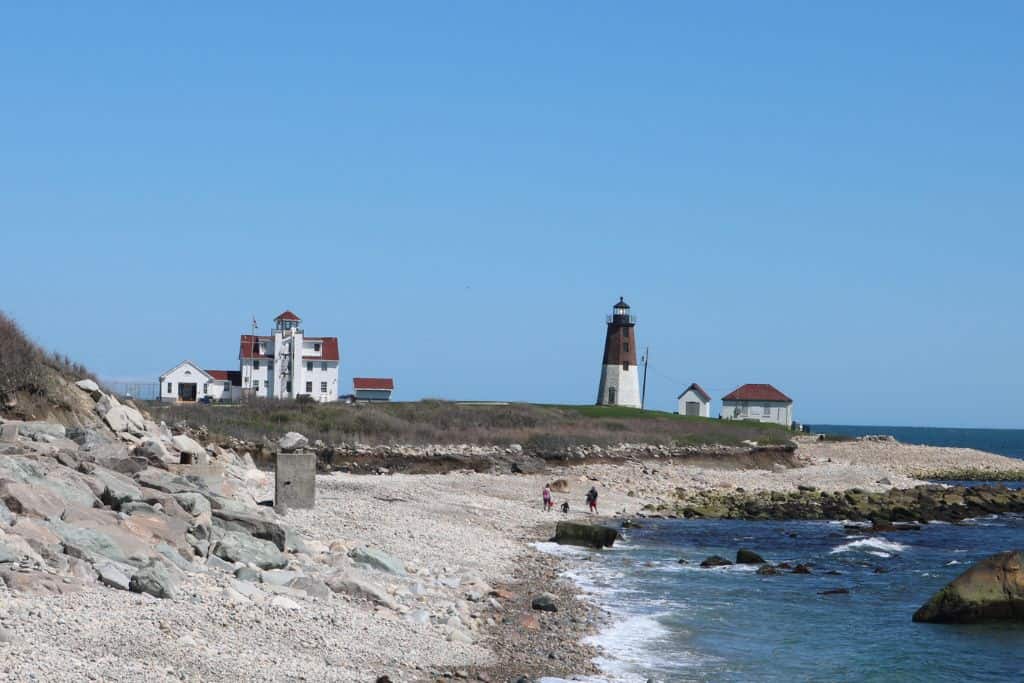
[596,297,641,408]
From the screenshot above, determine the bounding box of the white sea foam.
[586,612,680,681]
[830,537,908,555]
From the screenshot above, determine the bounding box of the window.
[223,381,230,391]
[166,382,172,393]
[623,342,629,353]
[286,381,292,393]
[313,343,321,352]
[320,381,328,393]
[623,361,630,370]
[321,362,327,371]
[203,383,209,393]
[306,361,313,372]
[763,404,772,417]
[608,387,617,405]
[623,327,630,339]
[305,381,313,393]
[254,360,260,370]
[253,380,259,391]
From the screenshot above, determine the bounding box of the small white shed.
[677,383,711,417]
[159,360,241,403]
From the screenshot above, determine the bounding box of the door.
[608,387,616,405]
[178,383,197,402]
[685,401,700,416]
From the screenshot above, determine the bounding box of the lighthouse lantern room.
[596,297,642,408]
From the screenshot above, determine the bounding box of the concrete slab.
[275,451,316,510]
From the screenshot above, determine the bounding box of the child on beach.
[542,484,553,511]
[561,501,570,514]
[586,486,598,514]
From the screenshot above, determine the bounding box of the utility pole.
[641,346,649,410]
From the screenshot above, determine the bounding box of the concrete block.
[275,451,316,510]
[0,423,17,443]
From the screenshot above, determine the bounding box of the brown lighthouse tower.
[596,297,641,407]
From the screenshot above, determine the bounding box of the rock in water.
[736,549,765,565]
[913,550,1024,623]
[554,521,618,549]
[700,556,733,568]
[756,564,780,576]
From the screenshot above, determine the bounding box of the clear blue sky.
[2,3,1021,428]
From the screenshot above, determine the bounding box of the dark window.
[306,361,313,372]
[608,387,617,404]
[166,382,172,393]
[623,342,629,353]
[320,381,328,393]
[286,381,292,393]
[314,343,321,352]
[253,380,259,391]
[321,362,327,371]
[305,381,313,393]
[623,328,630,338]
[254,360,260,370]
[623,361,630,370]
[223,381,230,390]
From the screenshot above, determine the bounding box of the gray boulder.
[0,480,66,519]
[554,521,618,549]
[130,560,178,599]
[75,379,102,398]
[348,546,406,575]
[93,468,144,507]
[96,562,132,591]
[531,592,558,612]
[171,435,206,464]
[913,550,1024,623]
[133,439,172,466]
[288,576,331,600]
[212,531,288,570]
[102,405,131,434]
[212,509,286,550]
[0,541,20,564]
[278,432,308,452]
[325,571,397,608]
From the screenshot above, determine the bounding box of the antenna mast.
[641,346,649,410]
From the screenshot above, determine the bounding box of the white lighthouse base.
[596,364,641,408]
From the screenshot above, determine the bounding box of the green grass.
[145,398,794,449]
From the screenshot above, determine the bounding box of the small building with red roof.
[677,383,711,417]
[352,377,395,402]
[720,383,793,426]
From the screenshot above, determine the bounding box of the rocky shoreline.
[662,483,1024,523]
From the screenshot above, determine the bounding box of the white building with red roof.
[352,377,395,402]
[677,383,711,417]
[720,383,793,427]
[159,310,340,403]
[239,311,340,402]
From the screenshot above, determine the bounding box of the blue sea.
[810,425,1024,460]
[541,427,1024,682]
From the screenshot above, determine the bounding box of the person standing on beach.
[586,486,598,514]
[542,484,553,511]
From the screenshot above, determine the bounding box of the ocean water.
[811,425,1024,460]
[540,515,1024,682]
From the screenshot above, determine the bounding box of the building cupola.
[611,297,633,323]
[274,310,302,332]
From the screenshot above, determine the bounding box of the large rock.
[130,560,179,599]
[212,531,288,570]
[701,555,734,568]
[554,521,618,549]
[102,405,131,434]
[0,480,66,519]
[324,571,397,609]
[211,509,286,551]
[75,379,102,398]
[913,550,1024,623]
[278,432,309,452]
[171,435,207,464]
[93,468,144,507]
[133,439,172,466]
[348,546,406,575]
[736,549,766,565]
[47,518,153,567]
[96,562,132,591]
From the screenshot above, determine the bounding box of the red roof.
[206,370,242,386]
[353,377,394,391]
[239,334,339,361]
[307,337,339,361]
[722,384,792,402]
[239,335,272,359]
[678,383,711,401]
[275,310,301,322]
